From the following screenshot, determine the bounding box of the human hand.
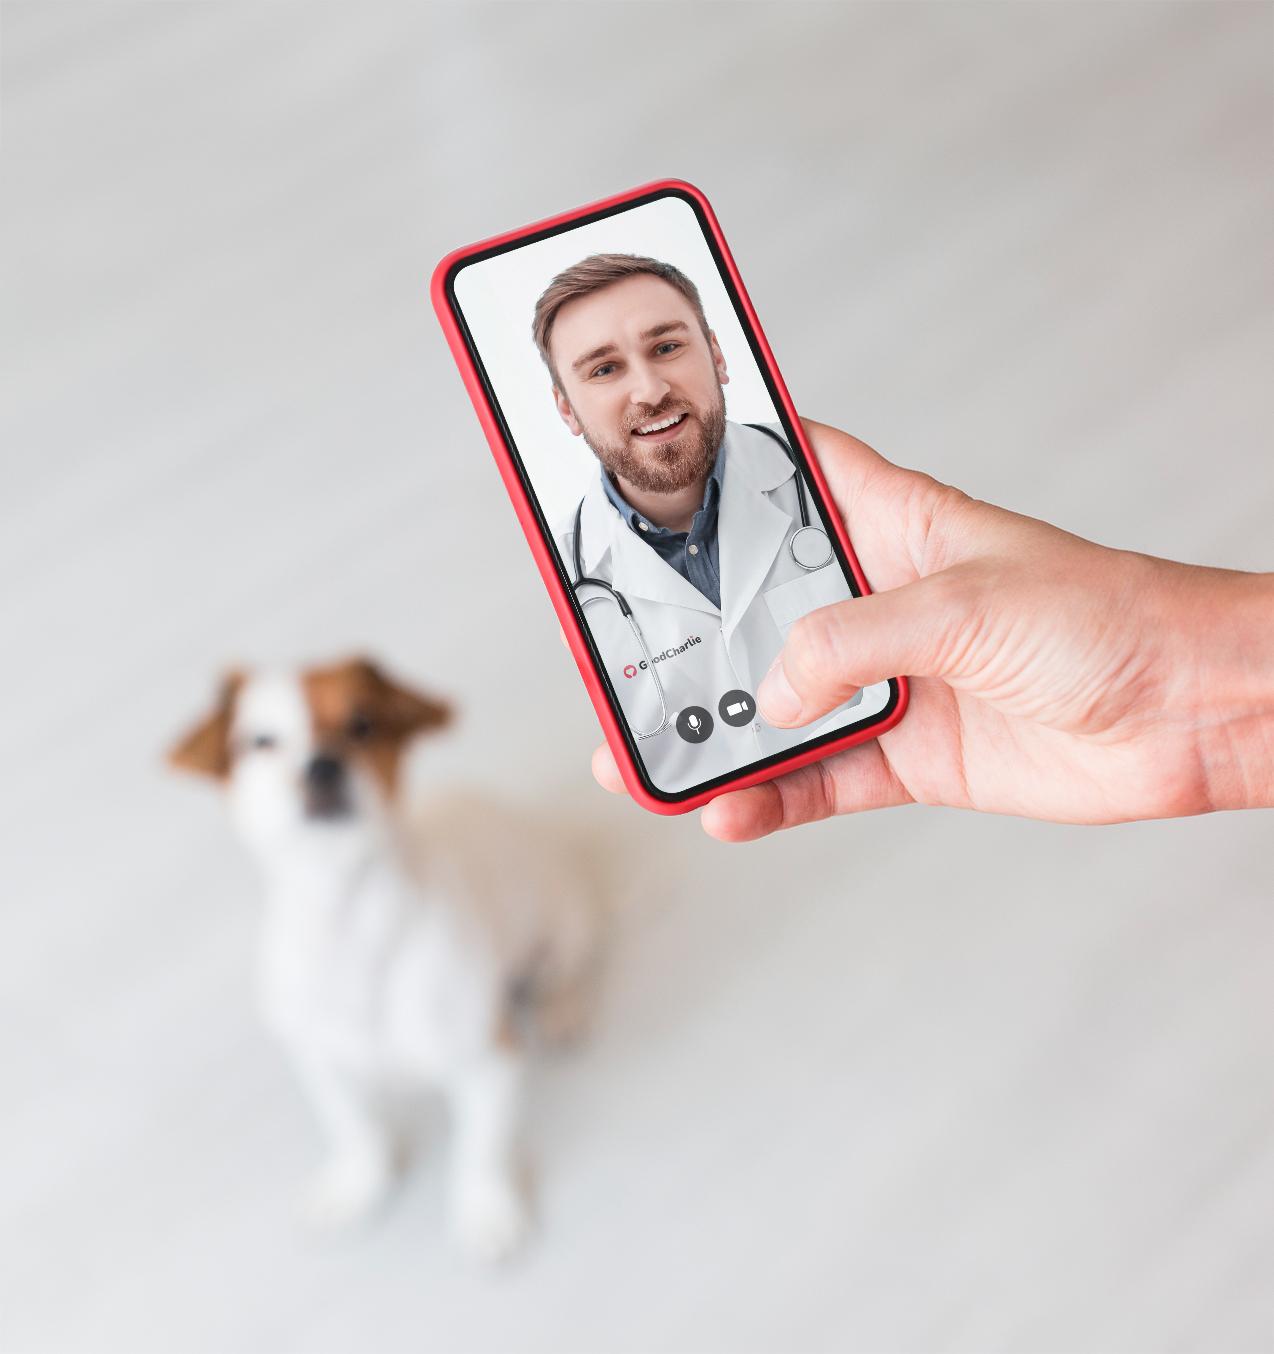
[591,419,1274,838]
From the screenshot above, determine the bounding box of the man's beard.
[576,389,727,496]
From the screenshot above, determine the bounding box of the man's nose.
[627,364,671,409]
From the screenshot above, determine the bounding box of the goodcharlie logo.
[623,635,703,675]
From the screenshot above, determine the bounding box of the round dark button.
[675,706,714,744]
[718,689,756,727]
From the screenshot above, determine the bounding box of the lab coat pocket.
[763,566,852,639]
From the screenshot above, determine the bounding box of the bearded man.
[534,252,873,793]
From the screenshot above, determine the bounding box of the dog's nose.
[305,754,345,788]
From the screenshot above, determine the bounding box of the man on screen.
[534,253,882,793]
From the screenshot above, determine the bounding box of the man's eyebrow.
[639,320,690,342]
[571,342,618,373]
[569,321,692,374]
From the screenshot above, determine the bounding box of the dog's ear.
[167,670,246,779]
[344,657,452,740]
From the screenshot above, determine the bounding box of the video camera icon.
[718,689,756,727]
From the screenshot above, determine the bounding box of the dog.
[168,656,600,1262]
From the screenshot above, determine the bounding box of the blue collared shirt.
[602,441,726,609]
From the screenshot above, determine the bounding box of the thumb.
[756,569,976,726]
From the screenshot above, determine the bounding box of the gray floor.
[2,4,1272,1352]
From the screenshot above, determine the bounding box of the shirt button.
[688,543,699,556]
[638,521,649,532]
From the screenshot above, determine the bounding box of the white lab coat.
[557,420,892,794]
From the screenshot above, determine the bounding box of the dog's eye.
[249,733,277,751]
[346,713,373,741]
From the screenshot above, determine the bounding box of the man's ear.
[553,385,583,436]
[167,671,246,779]
[709,331,730,386]
[344,657,453,739]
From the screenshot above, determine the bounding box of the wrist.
[1164,563,1274,812]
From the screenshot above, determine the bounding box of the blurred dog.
[168,657,599,1262]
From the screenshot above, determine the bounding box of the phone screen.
[446,187,898,799]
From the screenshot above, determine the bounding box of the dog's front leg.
[292,1051,395,1230]
[446,1048,530,1262]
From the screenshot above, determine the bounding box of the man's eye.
[654,341,681,355]
[591,363,617,379]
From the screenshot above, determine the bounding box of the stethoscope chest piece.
[789,524,833,571]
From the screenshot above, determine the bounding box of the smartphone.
[432,179,907,814]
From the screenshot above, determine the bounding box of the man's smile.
[631,411,690,442]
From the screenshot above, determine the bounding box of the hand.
[591,419,1274,839]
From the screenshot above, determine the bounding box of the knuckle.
[926,564,990,674]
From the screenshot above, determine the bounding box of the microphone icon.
[676,706,713,743]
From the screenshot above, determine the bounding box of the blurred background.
[2,3,1272,1351]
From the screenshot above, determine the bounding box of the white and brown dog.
[169,657,599,1262]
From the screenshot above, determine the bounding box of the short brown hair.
[531,253,711,388]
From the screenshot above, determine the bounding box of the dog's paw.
[451,1173,531,1264]
[300,1154,394,1231]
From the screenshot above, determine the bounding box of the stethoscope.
[570,423,832,739]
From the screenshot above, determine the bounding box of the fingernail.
[757,660,801,724]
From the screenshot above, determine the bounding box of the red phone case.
[431,178,908,815]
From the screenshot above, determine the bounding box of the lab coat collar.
[717,421,796,642]
[727,419,798,495]
[577,468,618,576]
